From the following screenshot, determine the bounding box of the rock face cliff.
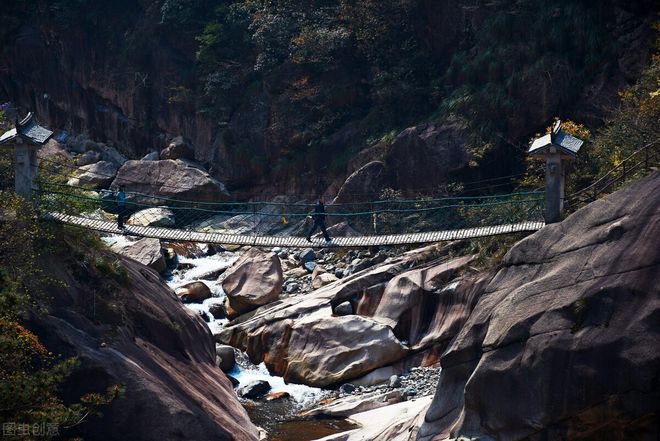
[1,1,656,195]
[28,242,259,441]
[418,172,660,440]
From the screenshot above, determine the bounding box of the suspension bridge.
[36,178,546,247]
[42,213,545,248]
[2,116,657,248]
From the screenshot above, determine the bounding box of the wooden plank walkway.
[43,212,545,248]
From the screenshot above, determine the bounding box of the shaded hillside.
[0,206,259,441]
[0,0,657,195]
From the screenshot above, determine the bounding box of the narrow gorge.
[0,1,658,440]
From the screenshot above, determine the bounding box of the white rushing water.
[103,234,327,405]
[229,361,327,408]
[162,243,327,405]
[166,252,238,333]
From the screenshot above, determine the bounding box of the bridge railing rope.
[564,139,659,211]
[33,183,545,238]
[29,154,546,241]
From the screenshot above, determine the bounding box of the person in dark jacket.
[116,186,128,230]
[306,196,331,242]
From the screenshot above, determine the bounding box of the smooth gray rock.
[113,159,230,203]
[222,248,283,317]
[239,380,271,399]
[68,160,118,188]
[176,281,212,303]
[141,151,159,161]
[299,248,316,264]
[419,173,660,441]
[334,301,353,316]
[113,237,166,273]
[216,345,236,372]
[128,207,176,227]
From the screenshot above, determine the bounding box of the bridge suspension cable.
[30,155,547,246]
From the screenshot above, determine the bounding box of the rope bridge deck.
[44,212,544,248]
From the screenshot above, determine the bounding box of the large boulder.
[113,238,166,274]
[128,207,176,227]
[216,345,236,372]
[67,160,118,188]
[239,380,271,400]
[365,254,477,349]
[161,136,194,160]
[29,243,259,441]
[176,281,212,303]
[301,389,404,419]
[333,161,386,204]
[217,244,471,386]
[222,248,283,317]
[112,160,230,203]
[316,396,432,441]
[384,122,469,194]
[38,139,72,163]
[327,221,362,238]
[282,314,409,387]
[419,173,660,441]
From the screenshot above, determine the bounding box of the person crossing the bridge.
[306,196,332,242]
[116,186,128,230]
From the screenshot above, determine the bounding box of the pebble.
[331,366,442,401]
[299,248,316,264]
[285,283,299,293]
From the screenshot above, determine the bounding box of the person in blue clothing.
[306,196,332,242]
[116,186,128,230]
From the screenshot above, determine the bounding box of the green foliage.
[437,1,615,166]
[51,225,130,287]
[0,321,124,439]
[455,232,529,269]
[160,0,209,26]
[34,154,102,215]
[0,192,54,318]
[196,21,225,64]
[524,21,660,206]
[573,35,660,194]
[0,169,124,438]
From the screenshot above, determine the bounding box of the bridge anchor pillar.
[0,111,52,200]
[544,152,564,224]
[14,140,39,200]
[528,120,584,224]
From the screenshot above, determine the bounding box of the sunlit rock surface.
[419,172,660,441]
[218,244,478,387]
